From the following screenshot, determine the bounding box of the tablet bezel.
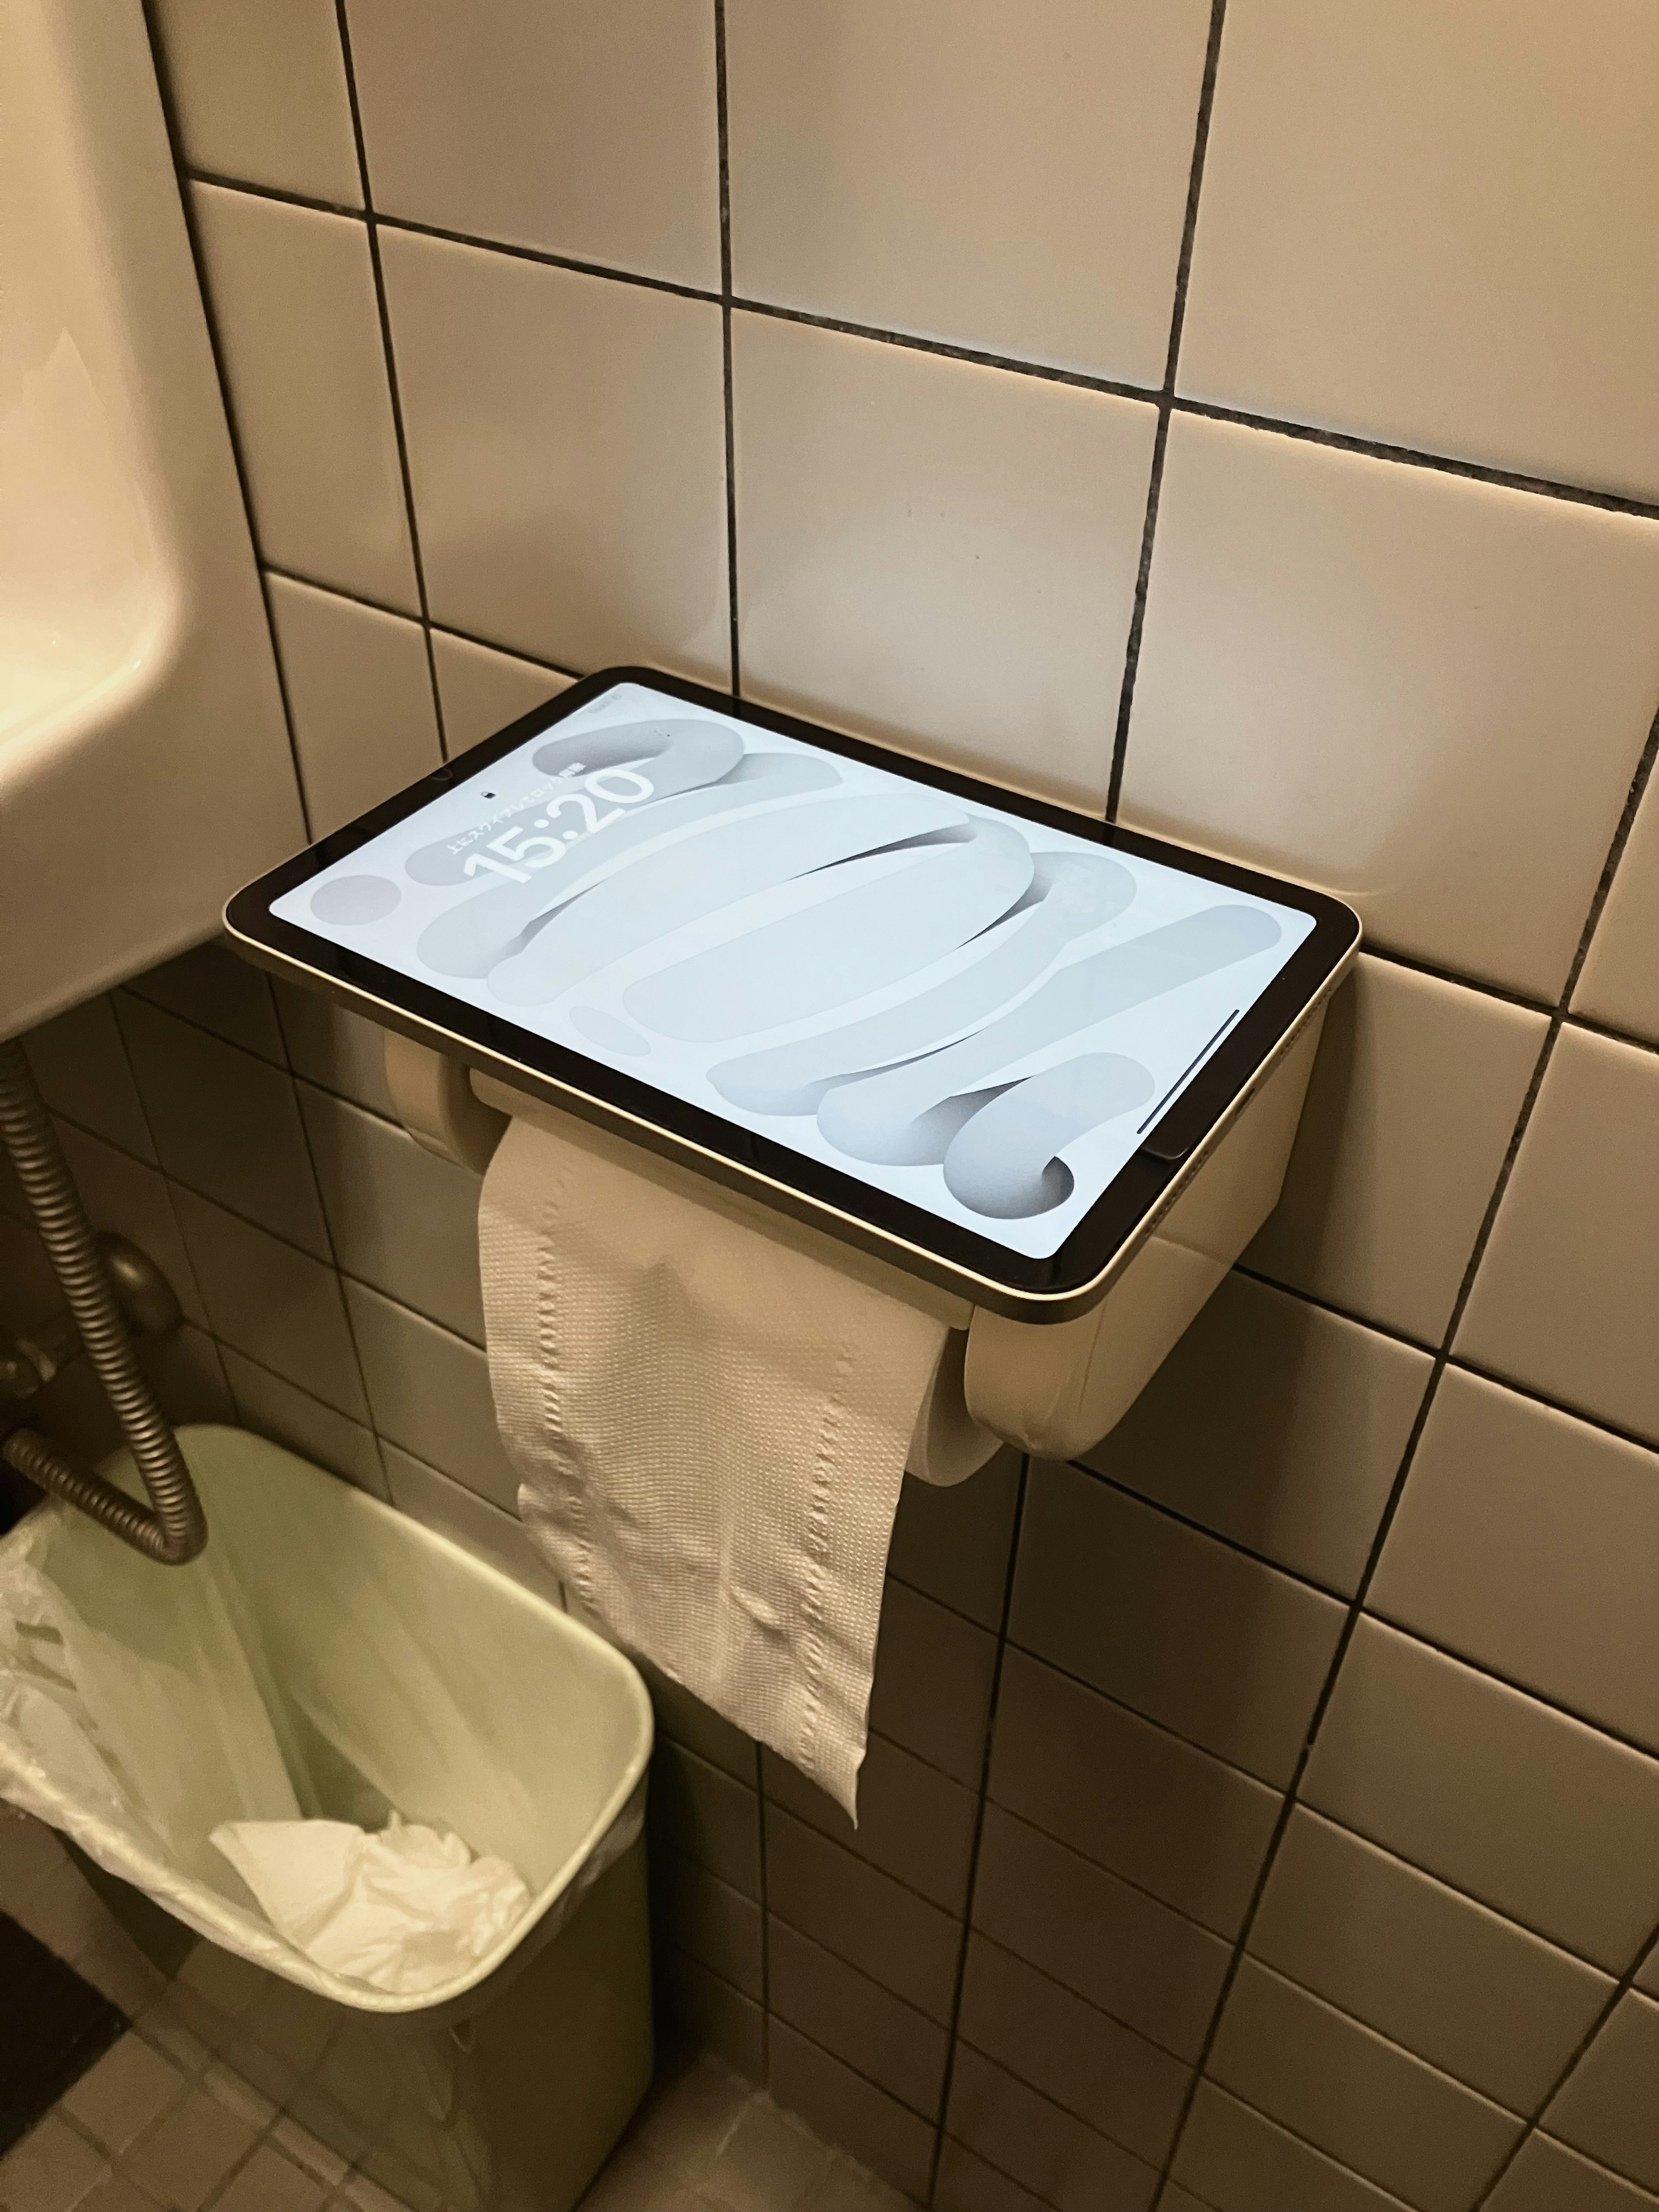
[225,665,1360,1320]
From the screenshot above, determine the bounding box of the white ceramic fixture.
[0,0,304,1039]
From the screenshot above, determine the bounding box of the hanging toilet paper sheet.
[481,1112,952,1817]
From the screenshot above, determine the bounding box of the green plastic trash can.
[0,1427,655,2212]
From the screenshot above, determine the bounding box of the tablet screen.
[269,679,1315,1261]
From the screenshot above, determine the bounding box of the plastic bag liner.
[0,1426,651,2015]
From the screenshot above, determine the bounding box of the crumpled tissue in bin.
[212,1814,530,1996]
[0,1478,539,2002]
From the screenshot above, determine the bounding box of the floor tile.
[699,2096,836,2212]
[207,2147,327,2212]
[0,2117,111,2212]
[121,2090,256,2212]
[60,2040,183,2158]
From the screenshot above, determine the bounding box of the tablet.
[226,667,1358,1319]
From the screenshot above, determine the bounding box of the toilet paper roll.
[480,1112,989,1816]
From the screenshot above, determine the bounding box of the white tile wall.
[1120,416,1659,997]
[1178,0,1659,499]
[152,0,361,206]
[429,632,572,753]
[23,9,1656,2206]
[191,187,417,610]
[267,577,442,836]
[1244,959,1547,1344]
[380,229,730,677]
[346,0,722,289]
[726,0,1211,385]
[734,313,1157,808]
[1574,776,1659,1046]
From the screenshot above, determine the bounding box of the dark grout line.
[261,563,587,692]
[1105,0,1228,838]
[185,171,1659,533]
[1440,1354,1659,1459]
[1104,410,1171,828]
[1472,1913,1659,2208]
[137,8,315,846]
[1149,690,1659,2207]
[927,1457,1028,2206]
[332,2,449,763]
[1067,1450,1352,1603]
[727,292,1156,407]
[1561,704,1659,1009]
[1175,396,1659,524]
[713,0,743,704]
[1227,1260,1440,1357]
[188,166,726,308]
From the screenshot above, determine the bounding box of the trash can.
[0,1427,655,2212]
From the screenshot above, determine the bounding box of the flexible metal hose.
[0,1037,206,1563]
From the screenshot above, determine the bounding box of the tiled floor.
[0,1811,909,2212]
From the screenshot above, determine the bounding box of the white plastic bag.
[0,1430,650,2013]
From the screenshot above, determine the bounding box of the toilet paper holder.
[383,1001,1332,1486]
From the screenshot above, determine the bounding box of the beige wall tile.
[341,1276,518,1508]
[1545,1992,1659,2196]
[299,1082,484,1343]
[117,995,329,1256]
[1174,2082,1417,2212]
[972,1802,1232,2065]
[1456,1027,1659,1444]
[1303,1618,1659,1970]
[219,1346,384,1495]
[726,0,1209,385]
[957,1934,1189,2167]
[381,230,728,679]
[1011,1459,1344,1787]
[734,312,1157,810]
[267,575,442,838]
[1208,1959,1519,2211]
[764,1803,960,2023]
[944,2047,1159,2212]
[24,996,158,1160]
[1373,1370,1659,1750]
[152,0,359,205]
[886,1450,1023,1631]
[1121,419,1659,996]
[346,0,719,290]
[988,1648,1280,1944]
[1250,1808,1613,2112]
[656,1852,764,2002]
[1087,1272,1430,1594]
[171,1186,366,1420]
[1178,0,1659,498]
[761,1733,977,1916]
[937,2138,1052,2212]
[273,985,396,1119]
[1246,959,1546,1344]
[639,1661,757,1787]
[51,1122,206,1328]
[129,945,286,1064]
[769,2020,936,2202]
[657,1950,764,2082]
[1487,2133,1659,2212]
[379,1441,563,1606]
[429,631,572,755]
[1576,777,1659,1046]
[651,1740,761,1901]
[869,1581,997,1791]
[769,1918,947,2120]
[191,186,416,609]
